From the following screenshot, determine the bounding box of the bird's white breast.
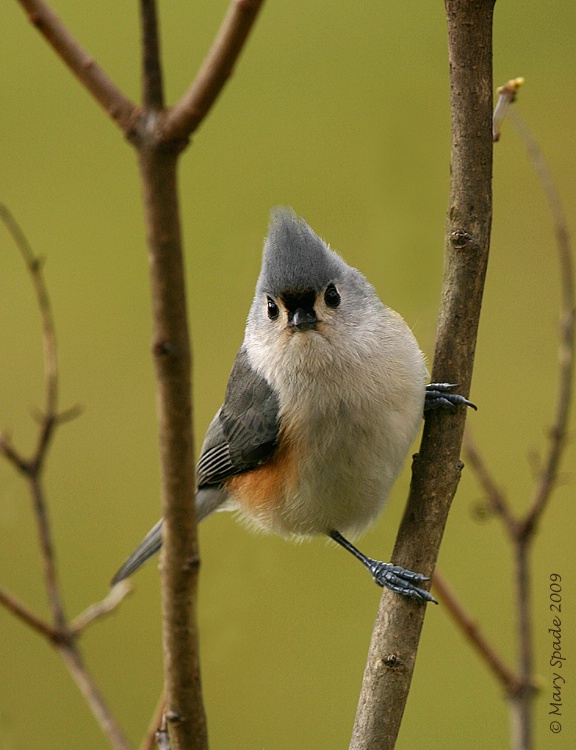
[243,306,427,538]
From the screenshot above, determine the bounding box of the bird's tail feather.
[111,519,163,585]
[110,487,228,585]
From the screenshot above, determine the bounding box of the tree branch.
[0,208,132,750]
[138,693,166,750]
[59,644,133,750]
[0,585,59,641]
[138,144,207,750]
[509,109,575,538]
[140,0,164,111]
[463,429,518,537]
[432,570,522,695]
[163,0,265,140]
[70,582,133,635]
[15,0,138,135]
[349,3,495,748]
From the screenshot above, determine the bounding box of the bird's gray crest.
[257,208,347,297]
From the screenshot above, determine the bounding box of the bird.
[112,208,474,602]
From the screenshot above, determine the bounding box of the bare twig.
[0,204,60,470]
[0,585,59,641]
[0,204,66,626]
[138,693,166,750]
[508,109,575,538]
[163,0,265,140]
[463,430,518,536]
[0,208,132,750]
[349,3,495,748]
[432,571,522,695]
[70,582,133,635]
[14,0,138,135]
[59,645,133,750]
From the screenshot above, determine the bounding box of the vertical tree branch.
[138,141,207,749]
[140,0,164,111]
[509,541,534,750]
[349,2,495,748]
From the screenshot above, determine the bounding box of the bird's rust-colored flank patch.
[226,434,297,516]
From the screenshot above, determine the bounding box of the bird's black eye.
[324,283,341,308]
[267,296,279,320]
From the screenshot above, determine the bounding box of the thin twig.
[0,205,66,626]
[70,582,133,635]
[163,0,265,140]
[463,429,518,537]
[138,693,166,750]
[432,571,522,695]
[15,0,138,135]
[0,205,57,428]
[0,585,59,642]
[0,208,133,750]
[59,645,133,750]
[508,108,575,538]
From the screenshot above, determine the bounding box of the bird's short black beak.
[289,307,318,332]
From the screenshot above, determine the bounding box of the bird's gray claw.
[425,382,477,412]
[368,559,438,604]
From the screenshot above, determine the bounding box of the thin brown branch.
[59,644,133,750]
[0,205,57,451]
[138,693,166,750]
[30,475,67,627]
[1,208,132,748]
[70,581,133,635]
[163,0,265,140]
[508,109,575,538]
[463,429,518,536]
[349,3,495,748]
[510,542,534,750]
[432,570,522,695]
[0,585,59,641]
[140,0,164,111]
[0,588,132,749]
[0,206,66,625]
[0,433,29,474]
[14,0,138,135]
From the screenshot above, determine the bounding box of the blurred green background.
[1,2,575,748]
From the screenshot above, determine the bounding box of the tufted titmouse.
[112,208,473,601]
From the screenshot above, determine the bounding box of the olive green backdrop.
[1,2,574,749]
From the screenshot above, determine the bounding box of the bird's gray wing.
[197,345,281,487]
[111,346,280,585]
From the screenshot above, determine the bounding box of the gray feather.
[258,208,347,296]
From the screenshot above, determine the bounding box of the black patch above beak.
[282,288,318,332]
[289,307,318,331]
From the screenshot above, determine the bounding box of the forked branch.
[0,207,132,750]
